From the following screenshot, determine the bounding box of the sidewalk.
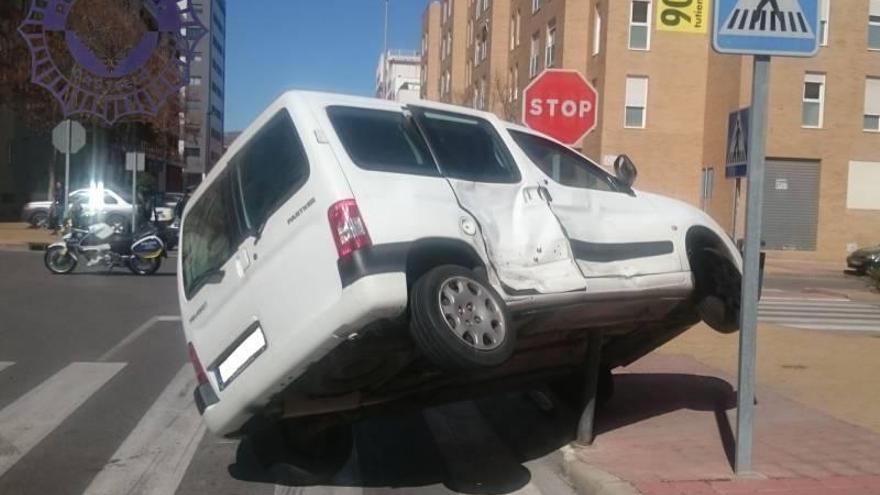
[0,222,56,250]
[565,323,880,495]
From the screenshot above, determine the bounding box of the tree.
[492,75,520,123]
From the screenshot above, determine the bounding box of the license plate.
[215,324,267,390]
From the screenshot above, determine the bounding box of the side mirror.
[613,154,638,188]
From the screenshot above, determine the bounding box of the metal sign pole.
[735,54,771,475]
[132,158,137,233]
[64,120,71,215]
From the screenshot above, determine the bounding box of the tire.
[29,210,48,228]
[128,256,161,275]
[692,250,741,334]
[44,246,77,274]
[409,265,514,370]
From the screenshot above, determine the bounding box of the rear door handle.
[537,186,553,203]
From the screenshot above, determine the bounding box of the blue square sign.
[726,108,750,178]
[714,0,820,57]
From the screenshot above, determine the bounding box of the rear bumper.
[337,242,410,288]
[198,271,408,436]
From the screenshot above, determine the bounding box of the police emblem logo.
[17,0,205,124]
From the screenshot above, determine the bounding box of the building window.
[870,0,880,50]
[802,73,825,128]
[531,0,540,14]
[478,25,488,62]
[507,68,514,102]
[482,0,490,13]
[442,0,448,21]
[510,16,515,50]
[865,77,880,131]
[545,20,557,67]
[529,31,540,77]
[819,0,830,46]
[189,76,202,86]
[593,4,602,56]
[700,167,715,211]
[624,76,648,128]
[479,77,487,109]
[513,64,519,101]
[847,161,880,209]
[629,0,651,50]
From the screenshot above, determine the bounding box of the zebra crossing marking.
[0,362,125,477]
[82,364,206,495]
[0,362,13,374]
[758,297,880,332]
[719,0,814,38]
[97,315,181,363]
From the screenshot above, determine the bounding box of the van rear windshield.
[181,171,243,299]
[326,106,440,177]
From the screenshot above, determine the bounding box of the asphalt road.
[1,249,876,495]
[0,250,581,495]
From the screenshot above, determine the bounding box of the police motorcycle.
[44,204,166,276]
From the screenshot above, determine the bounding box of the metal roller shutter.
[761,159,820,251]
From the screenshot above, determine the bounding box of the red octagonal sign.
[522,69,598,145]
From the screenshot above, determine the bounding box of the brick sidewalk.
[573,353,880,495]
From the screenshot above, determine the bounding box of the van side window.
[509,130,619,193]
[182,172,242,299]
[326,106,439,177]
[234,110,310,234]
[414,110,521,184]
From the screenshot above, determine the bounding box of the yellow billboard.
[656,0,712,34]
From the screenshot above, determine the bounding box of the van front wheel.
[410,265,514,370]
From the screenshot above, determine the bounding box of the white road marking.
[82,364,206,495]
[274,486,363,495]
[0,362,125,477]
[97,316,181,362]
[0,362,13,374]
[761,322,880,332]
[761,296,851,303]
[758,296,880,332]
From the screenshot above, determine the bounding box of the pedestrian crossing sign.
[726,108,750,177]
[713,0,820,56]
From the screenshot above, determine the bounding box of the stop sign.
[522,69,598,145]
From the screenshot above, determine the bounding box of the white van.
[178,91,742,441]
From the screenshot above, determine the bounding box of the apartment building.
[182,0,227,182]
[420,0,880,261]
[421,2,443,100]
[376,50,423,102]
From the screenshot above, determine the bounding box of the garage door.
[762,159,820,251]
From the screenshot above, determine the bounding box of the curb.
[0,242,48,252]
[561,445,641,495]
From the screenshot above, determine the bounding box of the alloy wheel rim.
[437,276,505,351]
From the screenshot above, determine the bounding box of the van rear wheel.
[410,265,514,370]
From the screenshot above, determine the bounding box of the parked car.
[21,188,133,230]
[178,92,743,454]
[847,245,880,274]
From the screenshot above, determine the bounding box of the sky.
[225,0,426,131]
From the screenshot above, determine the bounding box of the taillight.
[188,342,209,386]
[328,199,372,258]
